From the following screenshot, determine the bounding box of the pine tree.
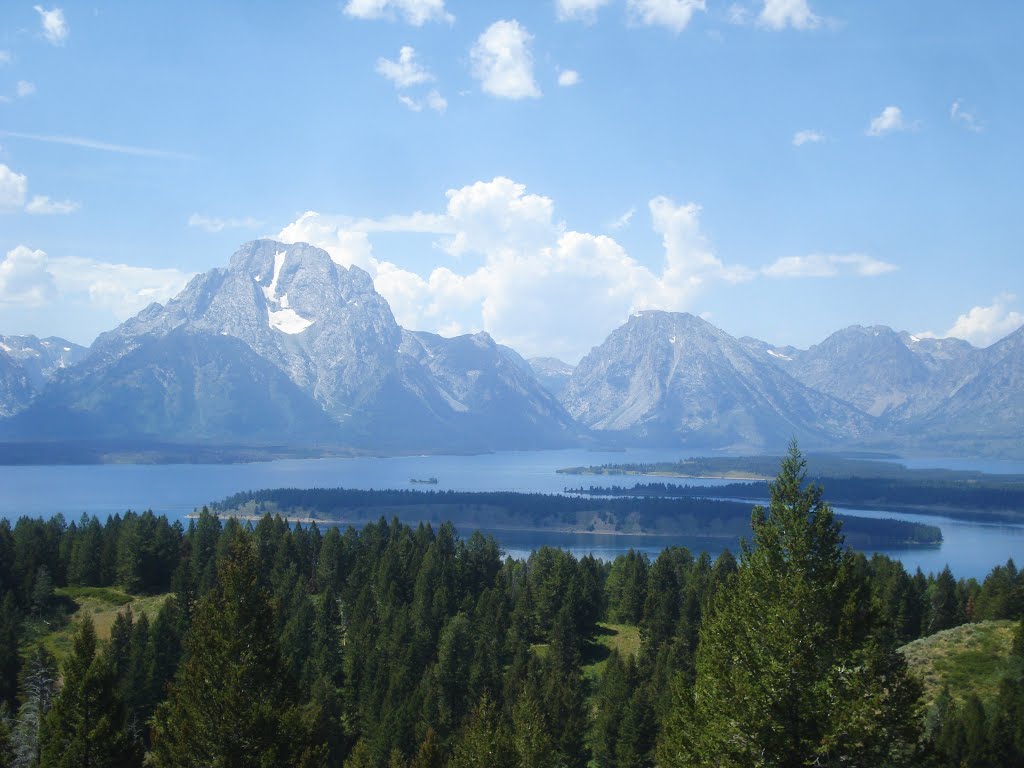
[449,693,511,768]
[39,615,142,768]
[510,687,556,768]
[0,593,20,707]
[150,534,318,767]
[657,443,923,767]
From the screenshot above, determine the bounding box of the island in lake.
[558,455,1024,524]
[212,486,942,550]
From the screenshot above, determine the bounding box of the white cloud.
[187,214,262,233]
[0,131,188,158]
[0,246,57,305]
[943,295,1023,347]
[951,99,984,133]
[627,0,706,32]
[792,129,824,146]
[556,0,611,23]
[50,258,195,319]
[396,90,447,113]
[16,81,36,99]
[343,0,453,25]
[34,6,68,46]
[558,69,581,87]
[471,20,541,100]
[25,195,80,215]
[867,105,909,137]
[759,0,819,30]
[0,51,11,65]
[426,90,447,113]
[0,165,28,211]
[376,46,434,88]
[608,206,635,231]
[1,244,194,316]
[398,94,422,112]
[278,178,757,361]
[762,253,898,279]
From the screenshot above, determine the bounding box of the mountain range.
[1,239,1021,459]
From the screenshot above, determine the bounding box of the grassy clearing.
[25,587,173,663]
[583,623,641,683]
[900,620,1023,708]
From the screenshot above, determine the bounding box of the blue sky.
[0,0,1021,361]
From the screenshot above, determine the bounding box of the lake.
[1,448,1021,580]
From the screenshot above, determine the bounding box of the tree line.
[0,448,1020,766]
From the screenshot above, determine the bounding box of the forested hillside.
[0,449,1020,766]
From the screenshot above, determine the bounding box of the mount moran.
[1,240,1021,460]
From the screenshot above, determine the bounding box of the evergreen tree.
[0,594,20,707]
[39,615,142,768]
[510,687,556,768]
[928,566,962,634]
[658,443,923,767]
[449,693,511,768]
[150,534,318,767]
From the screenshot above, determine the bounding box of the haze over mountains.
[1,240,1020,459]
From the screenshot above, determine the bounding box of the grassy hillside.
[900,620,1023,708]
[23,586,172,662]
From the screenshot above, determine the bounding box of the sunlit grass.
[900,620,1022,707]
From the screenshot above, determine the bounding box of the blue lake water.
[0,448,1021,580]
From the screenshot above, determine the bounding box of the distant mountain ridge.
[559,311,870,450]
[0,335,88,417]
[0,240,1020,459]
[2,240,578,452]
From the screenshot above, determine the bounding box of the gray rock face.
[907,325,1024,446]
[528,357,575,398]
[0,335,88,416]
[746,325,984,422]
[0,352,33,418]
[560,311,870,450]
[0,335,88,388]
[13,240,578,450]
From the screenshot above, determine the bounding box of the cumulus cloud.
[0,246,57,305]
[867,106,909,137]
[951,99,984,133]
[762,253,898,278]
[277,178,760,361]
[16,81,36,98]
[759,0,819,30]
[34,6,68,46]
[0,165,28,211]
[0,245,194,320]
[0,51,11,65]
[25,195,80,215]
[376,46,434,88]
[627,0,706,32]
[943,295,1023,347]
[557,69,581,87]
[471,20,541,100]
[792,129,824,146]
[187,214,262,233]
[556,0,611,23]
[343,0,453,25]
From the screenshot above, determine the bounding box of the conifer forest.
[0,448,1021,767]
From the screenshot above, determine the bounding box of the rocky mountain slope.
[560,311,870,450]
[0,335,88,417]
[3,241,578,452]
[528,357,575,398]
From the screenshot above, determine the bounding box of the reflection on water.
[0,448,1020,580]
